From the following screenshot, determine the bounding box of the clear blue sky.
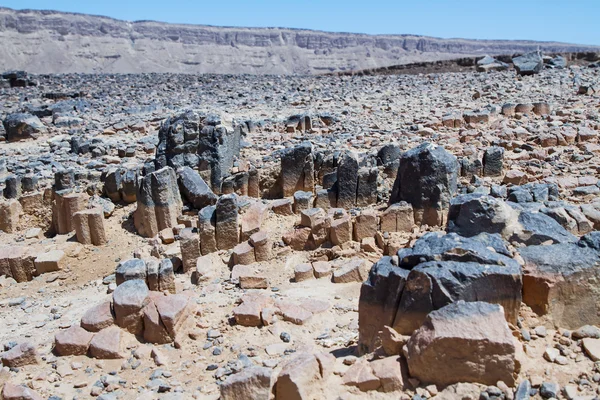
[3,0,600,46]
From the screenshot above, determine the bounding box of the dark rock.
[155,110,240,192]
[177,166,217,210]
[3,113,46,141]
[281,141,314,197]
[513,51,544,76]
[482,147,504,177]
[390,143,457,226]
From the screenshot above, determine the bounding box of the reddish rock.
[353,208,378,241]
[271,198,293,216]
[112,279,149,335]
[232,241,256,265]
[54,326,94,356]
[89,326,124,359]
[276,300,313,325]
[406,301,516,386]
[370,356,406,392]
[342,359,381,391]
[275,352,335,399]
[282,227,312,251]
[503,170,526,185]
[294,263,314,282]
[312,261,332,278]
[81,301,114,332]
[0,342,38,367]
[1,383,43,400]
[330,215,352,245]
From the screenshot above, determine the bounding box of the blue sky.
[3,0,600,45]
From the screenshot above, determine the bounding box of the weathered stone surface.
[112,279,149,335]
[54,325,94,356]
[356,167,378,207]
[1,342,38,367]
[275,352,334,400]
[73,208,107,245]
[198,205,218,255]
[336,150,359,209]
[134,166,183,238]
[0,199,22,233]
[215,194,239,250]
[53,190,88,234]
[406,301,516,386]
[241,202,269,240]
[520,241,600,329]
[359,232,520,353]
[34,250,66,274]
[281,141,314,197]
[483,146,504,177]
[513,51,543,75]
[333,258,369,283]
[115,258,147,285]
[354,208,377,241]
[156,110,240,192]
[370,356,406,392]
[0,246,35,283]
[232,241,256,265]
[293,190,314,214]
[1,383,43,400]
[179,229,200,272]
[342,359,381,391]
[3,113,46,141]
[390,143,458,226]
[158,259,176,293]
[89,326,124,359]
[381,202,414,233]
[294,263,314,282]
[358,256,409,354]
[220,367,272,400]
[177,166,217,209]
[81,301,114,332]
[250,231,272,262]
[448,194,519,238]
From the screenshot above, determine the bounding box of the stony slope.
[0,7,598,75]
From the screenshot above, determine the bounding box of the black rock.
[513,51,544,76]
[177,166,217,210]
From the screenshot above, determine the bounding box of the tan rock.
[34,250,66,274]
[342,359,381,392]
[220,367,272,400]
[333,258,369,283]
[370,356,406,392]
[275,352,334,399]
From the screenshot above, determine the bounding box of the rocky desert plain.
[1,7,600,400]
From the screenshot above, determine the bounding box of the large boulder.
[513,51,544,76]
[448,194,519,238]
[358,232,521,353]
[3,113,46,141]
[520,238,600,329]
[406,301,516,386]
[390,143,458,226]
[155,110,240,192]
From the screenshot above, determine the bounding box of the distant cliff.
[0,7,598,75]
